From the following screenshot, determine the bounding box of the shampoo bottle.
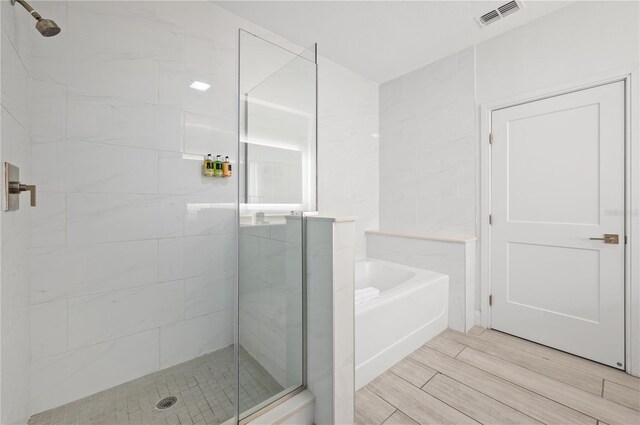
[222,156,232,177]
[214,155,223,177]
[204,154,215,177]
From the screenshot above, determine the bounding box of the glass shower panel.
[237,30,317,419]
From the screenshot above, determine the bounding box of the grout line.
[455,346,467,359]
[480,329,632,386]
[424,371,544,425]
[422,372,438,387]
[443,330,607,395]
[378,408,397,425]
[412,343,600,424]
[454,347,603,422]
[416,374,480,425]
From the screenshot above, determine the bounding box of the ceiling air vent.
[498,1,520,17]
[479,10,500,26]
[475,1,525,28]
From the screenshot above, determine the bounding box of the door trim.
[479,68,640,376]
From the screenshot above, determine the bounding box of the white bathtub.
[355,258,449,389]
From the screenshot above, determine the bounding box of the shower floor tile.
[28,346,283,425]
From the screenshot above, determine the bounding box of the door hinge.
[489,214,493,225]
[489,133,493,144]
[489,295,493,306]
[625,235,628,244]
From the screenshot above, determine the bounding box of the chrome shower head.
[10,0,61,37]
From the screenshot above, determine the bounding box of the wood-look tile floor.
[357,328,640,425]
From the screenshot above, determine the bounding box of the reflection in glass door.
[236,30,317,420]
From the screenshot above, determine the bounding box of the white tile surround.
[239,219,304,390]
[1,0,33,422]
[0,0,381,419]
[317,64,379,258]
[306,217,356,425]
[366,231,476,333]
[379,47,475,238]
[28,4,240,413]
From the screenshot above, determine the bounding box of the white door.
[491,81,625,369]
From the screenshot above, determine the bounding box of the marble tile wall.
[378,47,476,238]
[238,219,304,390]
[26,0,244,415]
[1,0,33,423]
[317,61,379,258]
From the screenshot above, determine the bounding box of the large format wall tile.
[30,80,66,145]
[30,300,67,361]
[39,140,159,194]
[1,32,30,130]
[159,309,233,368]
[30,329,160,414]
[30,240,159,304]
[379,48,475,238]
[185,272,234,319]
[66,92,183,151]
[66,193,184,243]
[317,60,379,257]
[67,281,184,350]
[158,234,235,282]
[1,8,32,424]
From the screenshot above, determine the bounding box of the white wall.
[379,47,475,238]
[19,0,379,417]
[1,1,33,423]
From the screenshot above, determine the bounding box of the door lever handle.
[589,234,619,244]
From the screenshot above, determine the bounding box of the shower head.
[35,18,61,37]
[10,0,61,37]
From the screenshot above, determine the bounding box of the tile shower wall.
[27,1,238,413]
[379,47,475,237]
[27,1,241,414]
[318,61,379,258]
[24,0,380,415]
[1,1,33,423]
[238,220,303,389]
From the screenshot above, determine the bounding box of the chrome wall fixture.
[10,0,61,37]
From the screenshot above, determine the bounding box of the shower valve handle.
[9,182,36,207]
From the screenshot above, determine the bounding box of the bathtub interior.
[355,259,416,291]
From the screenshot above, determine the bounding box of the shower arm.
[10,0,43,21]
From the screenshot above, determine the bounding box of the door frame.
[479,67,640,376]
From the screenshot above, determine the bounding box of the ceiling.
[216,0,573,84]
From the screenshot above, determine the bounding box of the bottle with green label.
[214,155,223,177]
[204,154,215,177]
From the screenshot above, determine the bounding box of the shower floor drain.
[156,396,178,410]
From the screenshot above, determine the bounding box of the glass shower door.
[237,30,317,420]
